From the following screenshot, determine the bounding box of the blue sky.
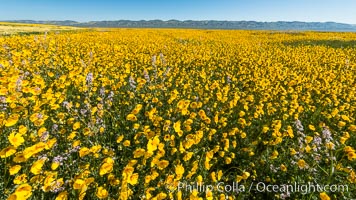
[1,0,356,24]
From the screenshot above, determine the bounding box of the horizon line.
[1,19,356,25]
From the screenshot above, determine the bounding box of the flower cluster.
[0,29,355,199]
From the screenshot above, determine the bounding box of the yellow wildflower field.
[0,29,355,199]
[0,22,81,35]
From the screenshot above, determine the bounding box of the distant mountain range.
[5,20,356,31]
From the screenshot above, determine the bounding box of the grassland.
[0,27,355,200]
[0,22,81,35]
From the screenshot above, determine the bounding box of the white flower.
[143,70,150,82]
[86,72,93,85]
[294,119,304,132]
[322,127,333,142]
[129,76,136,89]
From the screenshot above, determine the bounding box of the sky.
[1,0,356,24]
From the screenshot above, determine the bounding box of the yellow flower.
[123,140,131,147]
[305,136,313,144]
[85,177,95,185]
[73,179,85,190]
[290,148,297,156]
[79,147,90,157]
[131,104,142,115]
[239,111,245,117]
[8,132,25,148]
[198,109,206,118]
[116,135,124,143]
[183,152,193,161]
[238,118,247,126]
[157,160,169,170]
[340,137,347,144]
[127,173,139,185]
[196,175,203,183]
[38,127,47,137]
[90,145,102,153]
[242,171,250,180]
[340,115,350,121]
[297,159,307,169]
[269,150,278,159]
[344,146,354,153]
[147,136,160,153]
[262,126,269,133]
[349,125,356,132]
[126,114,137,121]
[133,148,146,158]
[83,128,91,136]
[23,142,46,159]
[308,124,316,131]
[13,183,32,200]
[99,162,114,176]
[219,194,226,200]
[173,121,181,132]
[286,126,294,138]
[46,138,57,150]
[72,140,81,147]
[325,142,335,150]
[108,174,120,186]
[190,102,198,109]
[305,145,312,153]
[348,171,356,183]
[217,170,222,181]
[51,162,60,170]
[55,191,68,200]
[133,123,140,129]
[9,165,22,175]
[31,175,44,185]
[123,166,135,177]
[13,153,26,163]
[225,157,232,164]
[347,151,356,161]
[175,164,185,179]
[103,157,114,164]
[18,125,28,135]
[338,121,346,127]
[319,192,330,200]
[42,173,58,192]
[280,164,287,172]
[265,177,271,183]
[206,190,213,200]
[5,114,19,127]
[211,172,217,182]
[13,174,28,185]
[0,146,17,158]
[99,126,105,133]
[96,186,108,199]
[30,158,46,175]
[155,192,167,200]
[73,122,81,130]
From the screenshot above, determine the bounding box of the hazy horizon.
[1,0,356,24]
[4,19,356,25]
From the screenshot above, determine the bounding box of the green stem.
[316,164,329,176]
[328,150,334,183]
